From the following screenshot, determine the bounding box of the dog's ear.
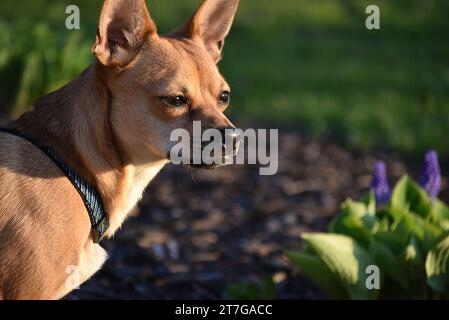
[92,0,157,67]
[174,0,239,63]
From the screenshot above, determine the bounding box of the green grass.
[0,0,448,157]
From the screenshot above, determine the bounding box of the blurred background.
[0,0,448,299]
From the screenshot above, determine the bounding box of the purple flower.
[420,150,441,199]
[371,161,391,205]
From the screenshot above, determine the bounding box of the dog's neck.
[10,64,167,236]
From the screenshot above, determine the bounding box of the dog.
[0,0,240,299]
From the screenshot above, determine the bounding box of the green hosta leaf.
[330,214,372,248]
[376,218,391,233]
[286,251,347,299]
[361,191,376,216]
[302,233,377,300]
[395,213,443,253]
[404,236,423,264]
[343,199,378,231]
[431,200,449,230]
[373,230,409,256]
[426,235,449,293]
[388,207,408,224]
[371,240,409,291]
[391,176,431,219]
[391,176,409,210]
[375,208,396,231]
[341,199,372,218]
[402,236,427,298]
[330,199,378,247]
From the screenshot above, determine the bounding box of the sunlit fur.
[0,0,239,299]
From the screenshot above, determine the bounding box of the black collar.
[0,127,109,243]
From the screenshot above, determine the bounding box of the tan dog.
[0,0,240,299]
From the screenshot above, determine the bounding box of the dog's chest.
[107,161,167,235]
[125,164,163,211]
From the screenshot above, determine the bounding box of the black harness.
[0,127,109,243]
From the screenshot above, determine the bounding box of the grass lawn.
[0,0,448,157]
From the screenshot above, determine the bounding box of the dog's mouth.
[167,152,236,169]
[167,143,239,169]
[186,154,235,169]
[188,163,224,169]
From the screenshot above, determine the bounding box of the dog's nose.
[218,127,241,155]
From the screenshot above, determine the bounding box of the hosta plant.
[287,150,449,299]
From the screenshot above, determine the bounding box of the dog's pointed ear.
[174,0,239,63]
[92,0,157,67]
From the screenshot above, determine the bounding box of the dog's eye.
[163,96,188,107]
[218,91,231,105]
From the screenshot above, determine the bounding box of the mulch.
[66,128,448,299]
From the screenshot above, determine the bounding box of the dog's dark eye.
[218,91,231,105]
[163,96,188,107]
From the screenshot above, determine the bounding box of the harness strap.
[0,127,109,243]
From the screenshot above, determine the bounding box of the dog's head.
[92,0,240,168]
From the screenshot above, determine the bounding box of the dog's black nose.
[217,126,237,138]
[218,127,241,154]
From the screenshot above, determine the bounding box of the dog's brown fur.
[0,0,239,299]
